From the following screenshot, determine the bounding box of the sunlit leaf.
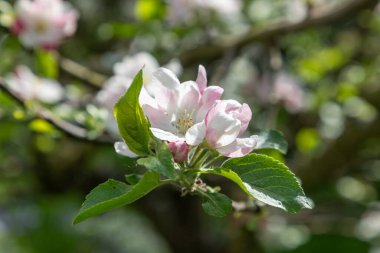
[114,69,150,155]
[201,154,313,213]
[73,171,166,224]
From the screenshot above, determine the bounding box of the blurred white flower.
[113,52,159,82]
[11,0,78,49]
[167,0,242,24]
[95,52,182,137]
[356,203,380,240]
[272,72,305,113]
[5,65,64,104]
[195,0,241,16]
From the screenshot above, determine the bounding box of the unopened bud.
[168,140,189,163]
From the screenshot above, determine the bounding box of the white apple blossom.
[5,65,64,104]
[11,0,78,49]
[115,65,257,158]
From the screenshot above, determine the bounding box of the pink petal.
[196,65,207,94]
[236,103,252,135]
[205,113,241,148]
[217,135,258,157]
[196,86,224,122]
[177,81,201,113]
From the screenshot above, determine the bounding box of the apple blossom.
[114,65,223,159]
[144,66,223,144]
[5,65,64,103]
[11,0,78,49]
[114,64,258,159]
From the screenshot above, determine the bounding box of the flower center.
[34,19,48,34]
[175,110,194,135]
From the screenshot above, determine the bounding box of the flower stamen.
[176,109,194,135]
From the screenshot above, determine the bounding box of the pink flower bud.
[10,18,25,34]
[168,140,189,163]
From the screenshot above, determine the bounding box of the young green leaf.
[114,69,150,155]
[201,154,313,213]
[254,129,288,154]
[73,171,166,224]
[137,143,177,179]
[201,192,232,217]
[35,49,58,78]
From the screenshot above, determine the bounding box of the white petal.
[217,135,258,157]
[150,128,182,142]
[153,67,180,89]
[142,104,176,132]
[186,121,206,146]
[206,113,241,148]
[114,141,138,158]
[139,87,156,108]
[36,78,64,104]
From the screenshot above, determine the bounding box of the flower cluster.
[115,65,258,162]
[11,0,78,49]
[5,65,64,104]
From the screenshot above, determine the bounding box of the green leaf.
[125,174,142,185]
[202,154,313,213]
[254,129,288,154]
[73,171,165,224]
[137,143,177,179]
[134,0,165,21]
[35,49,58,78]
[201,192,232,217]
[114,69,150,155]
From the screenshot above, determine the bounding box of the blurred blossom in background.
[11,0,78,49]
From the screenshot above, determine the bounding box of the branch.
[59,56,108,89]
[179,0,379,66]
[0,77,113,144]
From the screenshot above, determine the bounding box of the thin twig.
[179,0,379,66]
[59,56,108,88]
[0,77,113,144]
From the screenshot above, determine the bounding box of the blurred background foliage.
[1,0,380,252]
